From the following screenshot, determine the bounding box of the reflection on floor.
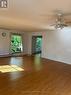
[0,65,24,73]
[1,55,71,95]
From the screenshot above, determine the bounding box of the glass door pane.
[11,34,23,54]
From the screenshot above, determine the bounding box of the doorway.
[32,36,42,54]
[10,34,23,54]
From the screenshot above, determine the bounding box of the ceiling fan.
[51,10,71,29]
[41,10,71,29]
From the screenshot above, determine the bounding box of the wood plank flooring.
[0,54,71,95]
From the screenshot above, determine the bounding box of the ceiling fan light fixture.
[52,10,70,29]
[55,23,65,29]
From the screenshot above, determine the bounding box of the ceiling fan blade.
[40,10,71,28]
[66,21,71,25]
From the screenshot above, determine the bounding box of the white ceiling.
[0,0,71,31]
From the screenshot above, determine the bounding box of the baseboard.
[0,54,11,57]
[0,53,26,57]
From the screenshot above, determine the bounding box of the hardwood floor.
[0,54,71,95]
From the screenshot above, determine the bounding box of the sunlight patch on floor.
[0,65,24,73]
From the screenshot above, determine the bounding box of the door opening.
[10,34,23,54]
[32,36,42,54]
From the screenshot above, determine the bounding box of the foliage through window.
[11,34,23,53]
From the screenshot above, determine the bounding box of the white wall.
[0,30,10,55]
[1,27,71,64]
[26,27,71,64]
[42,27,71,64]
